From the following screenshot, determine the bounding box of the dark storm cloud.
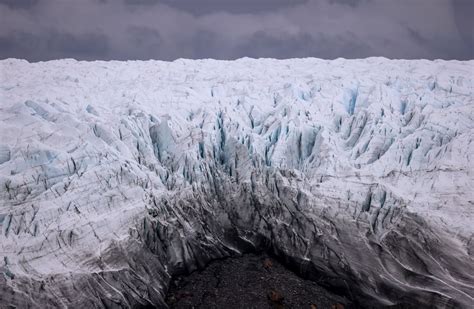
[0,0,472,61]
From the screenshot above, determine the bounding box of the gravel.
[166,253,352,309]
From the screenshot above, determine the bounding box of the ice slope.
[0,57,473,308]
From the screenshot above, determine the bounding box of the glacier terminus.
[0,57,473,308]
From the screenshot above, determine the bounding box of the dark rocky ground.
[166,253,352,309]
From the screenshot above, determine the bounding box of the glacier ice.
[0,57,473,308]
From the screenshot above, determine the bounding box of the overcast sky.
[0,0,472,61]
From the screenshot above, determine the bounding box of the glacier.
[0,57,473,308]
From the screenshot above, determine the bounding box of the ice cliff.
[0,57,473,308]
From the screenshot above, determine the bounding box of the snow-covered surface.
[0,58,473,308]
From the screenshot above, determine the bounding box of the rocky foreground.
[166,253,350,309]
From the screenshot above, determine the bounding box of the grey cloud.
[328,0,368,8]
[124,0,159,6]
[0,31,109,61]
[452,0,474,56]
[0,0,472,61]
[128,26,162,46]
[189,30,221,59]
[233,30,372,59]
[0,0,39,10]
[51,32,108,57]
[0,31,39,59]
[407,26,472,60]
[125,26,163,59]
[124,0,308,15]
